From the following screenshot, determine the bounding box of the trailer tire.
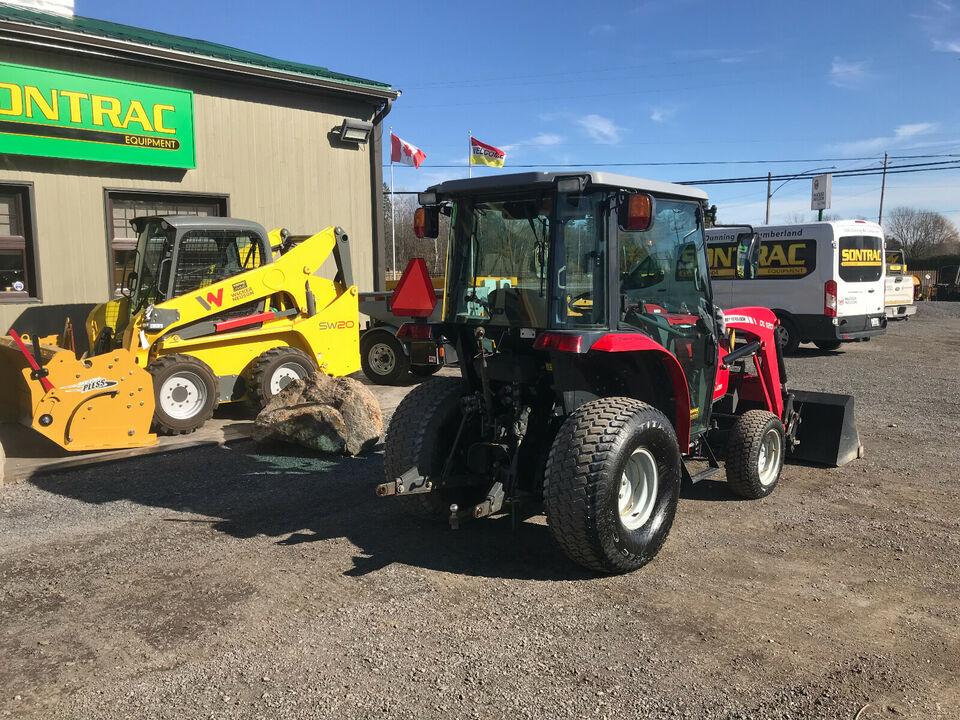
[775,316,801,355]
[361,330,409,385]
[814,339,842,352]
[725,410,785,499]
[410,364,442,378]
[248,346,316,409]
[149,354,218,435]
[543,398,681,574]
[383,376,484,518]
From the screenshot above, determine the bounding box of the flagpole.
[467,128,472,179]
[389,126,396,279]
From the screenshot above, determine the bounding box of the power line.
[382,152,960,170]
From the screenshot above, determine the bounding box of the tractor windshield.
[446,192,553,327]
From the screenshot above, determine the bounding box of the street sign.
[811,173,832,211]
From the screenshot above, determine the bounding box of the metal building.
[0,3,397,336]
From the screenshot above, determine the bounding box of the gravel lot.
[2,304,959,719]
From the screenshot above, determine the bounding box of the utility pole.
[878,152,889,225]
[765,172,771,224]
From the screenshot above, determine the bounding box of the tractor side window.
[173,231,263,298]
[554,192,607,328]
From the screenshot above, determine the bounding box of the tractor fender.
[722,306,784,419]
[590,333,692,451]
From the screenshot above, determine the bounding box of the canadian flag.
[390,133,427,168]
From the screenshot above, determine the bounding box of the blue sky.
[81,0,960,225]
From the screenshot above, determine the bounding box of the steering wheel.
[624,305,697,338]
[566,291,593,314]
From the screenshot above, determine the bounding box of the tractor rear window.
[838,236,883,282]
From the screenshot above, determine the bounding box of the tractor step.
[683,464,722,485]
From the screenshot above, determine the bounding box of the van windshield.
[838,236,883,282]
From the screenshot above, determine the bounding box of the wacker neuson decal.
[0,62,195,168]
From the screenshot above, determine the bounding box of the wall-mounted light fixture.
[337,118,373,144]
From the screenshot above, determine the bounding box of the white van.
[706,221,887,352]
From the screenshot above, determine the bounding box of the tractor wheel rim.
[369,342,396,375]
[758,428,782,486]
[159,371,207,420]
[618,447,659,530]
[270,363,307,396]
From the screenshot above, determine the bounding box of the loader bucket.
[789,390,863,467]
[0,333,156,452]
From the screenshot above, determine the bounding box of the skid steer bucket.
[0,331,156,452]
[789,390,863,467]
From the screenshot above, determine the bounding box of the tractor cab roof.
[424,171,708,202]
[130,215,270,236]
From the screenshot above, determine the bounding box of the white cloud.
[649,105,677,123]
[827,122,939,155]
[829,57,870,88]
[577,114,623,144]
[589,23,615,36]
[530,133,563,146]
[933,38,960,52]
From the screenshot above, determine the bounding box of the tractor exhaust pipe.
[788,390,864,467]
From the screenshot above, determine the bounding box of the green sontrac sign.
[0,62,195,168]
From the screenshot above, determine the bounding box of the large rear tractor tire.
[383,376,484,519]
[248,346,316,409]
[361,330,410,385]
[149,354,218,436]
[543,398,681,574]
[725,410,785,499]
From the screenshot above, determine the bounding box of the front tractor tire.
[149,354,218,436]
[725,410,785,499]
[383,377,484,518]
[543,398,682,574]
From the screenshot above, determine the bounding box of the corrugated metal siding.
[0,45,379,332]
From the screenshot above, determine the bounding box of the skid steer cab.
[0,216,359,451]
[378,171,862,575]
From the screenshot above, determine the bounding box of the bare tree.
[885,207,960,258]
[383,187,448,278]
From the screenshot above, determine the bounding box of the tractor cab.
[408,173,757,437]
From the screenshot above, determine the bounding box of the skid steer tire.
[383,376,484,519]
[149,354,218,436]
[543,398,681,575]
[361,330,410,386]
[248,346,316,409]
[725,410,785,499]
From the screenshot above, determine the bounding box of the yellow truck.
[1,216,360,451]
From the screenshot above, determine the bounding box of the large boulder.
[252,372,383,455]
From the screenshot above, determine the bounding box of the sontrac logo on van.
[840,248,883,266]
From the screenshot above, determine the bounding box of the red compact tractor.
[378,172,861,574]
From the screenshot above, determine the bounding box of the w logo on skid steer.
[195,288,224,311]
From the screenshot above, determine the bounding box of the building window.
[106,192,227,296]
[0,185,36,301]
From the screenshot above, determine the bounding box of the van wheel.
[249,346,316,408]
[814,339,842,352]
[543,398,681,574]
[361,330,410,385]
[775,316,800,355]
[725,410,785,499]
[149,354,218,435]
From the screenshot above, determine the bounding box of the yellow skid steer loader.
[0,216,360,451]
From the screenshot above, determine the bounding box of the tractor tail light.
[397,322,434,340]
[824,280,838,317]
[533,332,583,353]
